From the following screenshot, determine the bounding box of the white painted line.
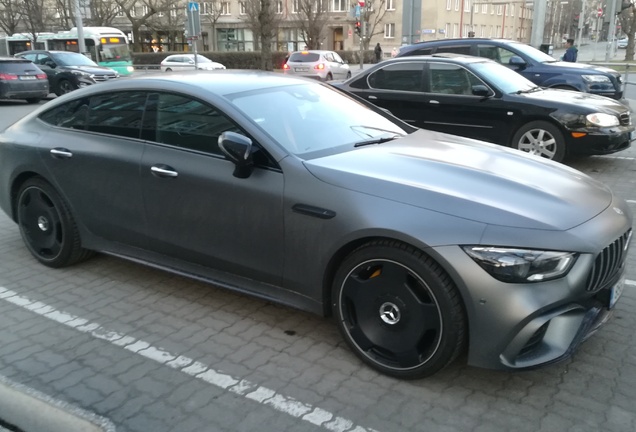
[627,200,636,204]
[0,286,377,432]
[591,155,636,160]
[626,279,636,286]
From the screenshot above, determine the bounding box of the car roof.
[385,53,492,64]
[0,56,31,62]
[57,70,324,97]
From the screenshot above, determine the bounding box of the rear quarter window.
[0,61,42,74]
[435,45,472,55]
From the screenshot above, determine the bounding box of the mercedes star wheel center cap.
[379,302,401,325]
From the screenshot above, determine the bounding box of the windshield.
[229,83,409,157]
[507,42,556,63]
[195,55,212,63]
[471,61,537,94]
[53,52,98,67]
[100,43,131,62]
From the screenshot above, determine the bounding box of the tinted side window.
[39,97,91,129]
[154,93,238,155]
[429,63,474,95]
[19,53,37,62]
[477,45,515,65]
[406,48,433,56]
[86,92,147,139]
[368,62,425,91]
[435,45,472,55]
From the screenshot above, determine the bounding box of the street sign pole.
[187,2,201,70]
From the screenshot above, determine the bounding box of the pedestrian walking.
[374,43,382,63]
[562,38,578,62]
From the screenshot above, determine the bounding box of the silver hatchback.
[283,50,351,81]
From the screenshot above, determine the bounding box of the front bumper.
[564,127,633,156]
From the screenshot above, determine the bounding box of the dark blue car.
[396,38,625,103]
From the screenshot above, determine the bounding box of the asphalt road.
[0,99,634,432]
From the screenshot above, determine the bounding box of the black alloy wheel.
[332,240,466,379]
[56,79,77,96]
[16,177,92,268]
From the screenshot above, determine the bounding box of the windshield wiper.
[515,86,543,94]
[354,134,401,147]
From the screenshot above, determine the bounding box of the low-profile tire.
[511,120,566,162]
[16,177,92,268]
[25,98,41,104]
[165,68,172,72]
[332,240,466,379]
[55,79,77,96]
[325,73,333,81]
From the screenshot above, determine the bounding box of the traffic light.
[355,20,361,36]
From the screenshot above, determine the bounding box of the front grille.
[586,229,632,292]
[619,112,631,126]
[93,75,118,82]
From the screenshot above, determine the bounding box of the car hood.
[65,65,118,75]
[545,60,621,77]
[517,88,628,114]
[304,129,612,230]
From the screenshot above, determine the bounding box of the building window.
[464,0,470,12]
[332,0,346,11]
[454,0,459,11]
[510,5,514,16]
[292,0,299,13]
[142,5,148,14]
[239,1,246,14]
[445,23,450,38]
[201,2,210,15]
[496,5,502,15]
[384,23,395,38]
[170,5,177,16]
[446,0,451,10]
[386,0,395,10]
[116,6,125,17]
[276,0,283,13]
[221,1,230,14]
[453,23,458,38]
[482,4,487,13]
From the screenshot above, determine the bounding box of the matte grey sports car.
[0,72,632,378]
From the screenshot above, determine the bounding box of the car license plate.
[295,68,308,72]
[609,276,625,309]
[19,75,36,80]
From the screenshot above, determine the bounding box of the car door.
[332,51,349,78]
[139,92,285,285]
[36,91,148,246]
[420,61,511,144]
[349,61,428,123]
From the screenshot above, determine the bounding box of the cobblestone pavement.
[0,103,635,432]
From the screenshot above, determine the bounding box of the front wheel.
[511,120,566,162]
[332,240,466,379]
[346,71,352,79]
[16,177,92,268]
[25,98,41,104]
[56,79,77,96]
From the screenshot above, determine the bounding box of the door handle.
[368,95,378,100]
[150,165,178,178]
[50,148,72,158]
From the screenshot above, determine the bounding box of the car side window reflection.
[39,97,91,129]
[368,62,425,91]
[429,63,480,95]
[85,92,148,138]
[151,93,239,155]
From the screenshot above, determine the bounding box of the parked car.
[283,50,351,81]
[0,57,49,103]
[14,50,119,96]
[396,38,626,102]
[160,54,226,72]
[617,37,628,49]
[333,54,633,162]
[0,71,631,379]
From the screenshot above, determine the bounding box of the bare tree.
[52,0,74,30]
[618,0,636,60]
[113,0,173,51]
[292,0,329,49]
[360,0,387,49]
[0,0,23,35]
[243,0,281,70]
[86,0,121,27]
[146,4,185,51]
[201,1,223,51]
[22,0,51,43]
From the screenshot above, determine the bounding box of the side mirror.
[508,56,526,68]
[44,60,56,68]
[188,60,195,64]
[472,84,492,97]
[218,131,255,179]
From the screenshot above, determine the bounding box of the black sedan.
[334,54,633,162]
[15,50,119,96]
[0,72,631,378]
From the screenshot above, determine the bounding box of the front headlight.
[462,246,577,283]
[586,113,619,127]
[582,74,611,83]
[127,66,134,73]
[72,71,94,79]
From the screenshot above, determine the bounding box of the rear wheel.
[332,240,466,379]
[16,177,92,268]
[56,79,77,96]
[25,98,41,104]
[346,71,352,79]
[512,120,566,162]
[165,68,172,72]
[325,73,333,81]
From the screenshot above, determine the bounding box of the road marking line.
[591,155,636,160]
[0,286,379,432]
[627,200,636,204]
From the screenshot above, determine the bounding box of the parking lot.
[0,99,634,432]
